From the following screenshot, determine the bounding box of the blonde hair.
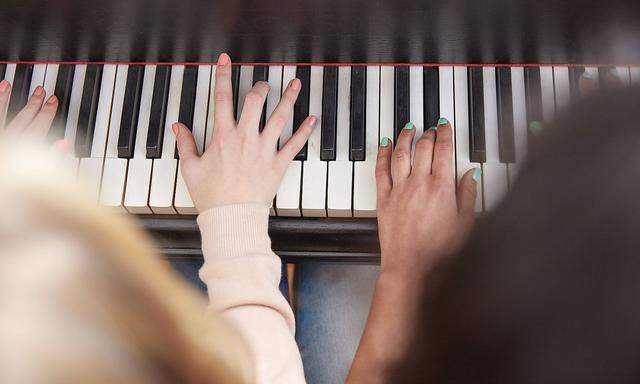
[0,138,253,383]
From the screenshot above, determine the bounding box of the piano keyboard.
[3,63,638,217]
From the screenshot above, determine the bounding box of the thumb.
[457,167,480,227]
[172,123,199,163]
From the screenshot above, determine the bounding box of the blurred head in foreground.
[0,140,251,383]
[394,85,640,383]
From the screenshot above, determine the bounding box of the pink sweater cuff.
[196,203,271,259]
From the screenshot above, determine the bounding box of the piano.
[2,0,639,263]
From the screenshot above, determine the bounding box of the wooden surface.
[0,0,639,64]
[139,215,381,263]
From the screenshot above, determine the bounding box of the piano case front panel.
[0,0,639,64]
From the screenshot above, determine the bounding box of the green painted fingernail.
[581,71,597,80]
[529,121,543,135]
[403,122,414,130]
[472,168,481,183]
[380,137,390,147]
[427,126,437,131]
[437,117,449,126]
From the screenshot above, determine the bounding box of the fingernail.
[437,117,449,126]
[608,67,619,78]
[34,86,44,96]
[403,122,414,130]
[46,95,58,104]
[218,53,230,66]
[472,168,482,183]
[309,116,317,126]
[380,137,390,147]
[172,123,180,135]
[581,71,597,80]
[0,80,9,93]
[427,125,437,132]
[291,78,301,90]
[529,121,542,135]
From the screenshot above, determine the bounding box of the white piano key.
[62,64,87,173]
[100,65,129,211]
[175,65,212,215]
[327,66,353,217]
[409,65,424,152]
[124,65,156,214]
[28,64,47,95]
[205,66,217,148]
[236,65,254,120]
[584,67,599,88]
[615,67,631,86]
[630,67,640,84]
[482,67,508,211]
[553,66,570,111]
[1,64,16,126]
[354,66,380,218]
[439,66,456,178]
[149,65,184,214]
[43,64,59,97]
[539,66,555,123]
[78,64,117,200]
[301,66,327,217]
[509,67,528,185]
[4,63,16,83]
[266,66,283,216]
[454,67,482,213]
[379,66,394,143]
[275,65,301,216]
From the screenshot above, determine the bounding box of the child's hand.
[174,54,317,212]
[0,81,59,139]
[375,120,478,278]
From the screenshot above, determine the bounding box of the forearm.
[198,204,305,383]
[346,265,427,384]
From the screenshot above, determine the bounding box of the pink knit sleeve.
[197,204,306,383]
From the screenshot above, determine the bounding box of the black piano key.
[0,64,6,81]
[253,65,269,132]
[568,66,585,100]
[524,67,543,148]
[394,66,410,141]
[495,68,516,163]
[293,66,311,161]
[176,66,198,159]
[7,64,34,118]
[350,67,366,161]
[231,65,240,119]
[117,65,145,159]
[468,67,486,163]
[320,67,338,161]
[74,65,103,158]
[49,64,75,140]
[178,66,198,129]
[146,65,171,159]
[423,67,440,128]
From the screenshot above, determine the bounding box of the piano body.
[1,0,639,263]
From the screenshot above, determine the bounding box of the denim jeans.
[295,263,379,384]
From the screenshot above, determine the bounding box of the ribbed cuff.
[197,203,271,259]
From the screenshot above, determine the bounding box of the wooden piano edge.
[136,215,381,264]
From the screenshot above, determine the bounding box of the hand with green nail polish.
[348,117,480,382]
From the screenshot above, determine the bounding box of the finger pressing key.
[431,117,455,182]
[213,53,235,127]
[0,80,11,128]
[26,95,59,138]
[262,78,302,144]
[391,122,415,183]
[6,86,46,132]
